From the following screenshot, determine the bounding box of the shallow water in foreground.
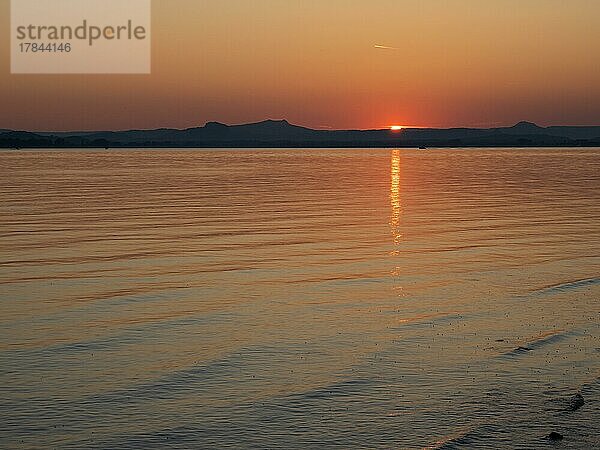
[1,148,599,449]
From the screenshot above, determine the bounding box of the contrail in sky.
[374,44,399,50]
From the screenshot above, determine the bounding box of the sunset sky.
[1,0,599,131]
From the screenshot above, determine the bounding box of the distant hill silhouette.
[2,120,600,148]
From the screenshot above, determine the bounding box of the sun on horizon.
[390,125,404,131]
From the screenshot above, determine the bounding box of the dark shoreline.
[2,119,600,149]
[3,143,600,149]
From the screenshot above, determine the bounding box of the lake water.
[1,148,599,449]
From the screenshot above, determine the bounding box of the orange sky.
[1,0,599,131]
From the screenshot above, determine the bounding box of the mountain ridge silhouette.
[1,120,599,148]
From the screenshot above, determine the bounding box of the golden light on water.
[390,149,402,245]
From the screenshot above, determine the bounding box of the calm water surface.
[1,148,599,449]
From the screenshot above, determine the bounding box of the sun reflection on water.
[390,149,402,245]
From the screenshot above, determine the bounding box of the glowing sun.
[390,125,404,131]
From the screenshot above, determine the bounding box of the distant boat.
[419,146,427,150]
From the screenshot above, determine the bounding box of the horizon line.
[4,119,600,134]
